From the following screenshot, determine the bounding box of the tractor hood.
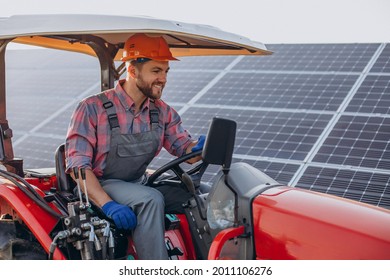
[0,14,272,59]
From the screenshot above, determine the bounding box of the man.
[65,33,204,259]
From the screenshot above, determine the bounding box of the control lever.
[182,172,207,220]
[80,168,90,207]
[72,167,85,208]
[182,172,196,195]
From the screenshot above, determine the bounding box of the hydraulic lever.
[80,167,90,207]
[72,167,85,209]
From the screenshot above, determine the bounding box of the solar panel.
[163,71,220,104]
[14,134,64,168]
[196,72,358,110]
[312,115,390,170]
[234,44,380,72]
[5,42,390,210]
[297,166,390,209]
[232,159,300,185]
[181,107,332,160]
[170,56,237,71]
[370,44,390,73]
[345,75,390,114]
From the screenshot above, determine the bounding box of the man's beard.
[136,77,164,100]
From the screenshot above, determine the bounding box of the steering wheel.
[146,150,206,188]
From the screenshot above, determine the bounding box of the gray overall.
[97,93,168,260]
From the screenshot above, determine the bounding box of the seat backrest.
[55,143,75,192]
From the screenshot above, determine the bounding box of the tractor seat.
[54,144,111,222]
[54,143,75,193]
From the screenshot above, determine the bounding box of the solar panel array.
[5,42,390,210]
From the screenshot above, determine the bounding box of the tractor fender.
[0,181,66,259]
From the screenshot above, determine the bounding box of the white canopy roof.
[0,14,272,59]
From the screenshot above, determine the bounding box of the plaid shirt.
[65,80,193,178]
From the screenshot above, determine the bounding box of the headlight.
[207,184,235,230]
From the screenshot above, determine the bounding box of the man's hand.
[191,135,206,152]
[186,135,205,164]
[102,201,137,230]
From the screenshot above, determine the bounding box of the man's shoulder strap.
[149,100,159,130]
[97,92,159,130]
[96,92,119,129]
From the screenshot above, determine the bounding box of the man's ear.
[128,64,137,79]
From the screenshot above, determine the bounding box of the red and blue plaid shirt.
[65,80,193,178]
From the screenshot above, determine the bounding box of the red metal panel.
[25,176,57,193]
[165,228,190,260]
[0,182,66,260]
[176,213,197,260]
[252,186,390,259]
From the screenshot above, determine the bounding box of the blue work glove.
[191,135,206,152]
[102,201,137,230]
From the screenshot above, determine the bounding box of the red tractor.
[0,15,389,260]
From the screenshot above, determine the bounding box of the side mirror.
[202,117,237,172]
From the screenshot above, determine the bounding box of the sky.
[1,0,389,44]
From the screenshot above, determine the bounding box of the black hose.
[101,237,107,260]
[0,169,46,203]
[0,169,63,219]
[108,247,115,260]
[87,241,95,260]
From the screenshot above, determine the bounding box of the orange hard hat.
[121,33,178,62]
